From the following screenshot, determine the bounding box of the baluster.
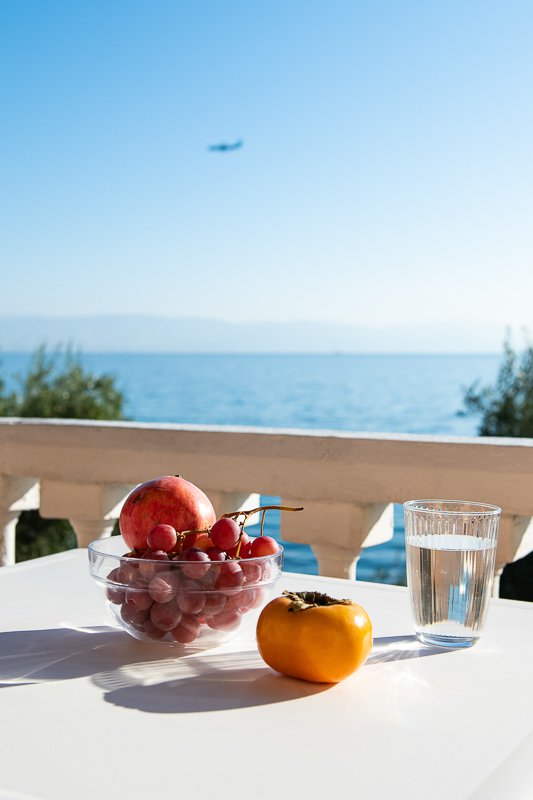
[0,476,39,566]
[280,499,394,579]
[39,480,134,549]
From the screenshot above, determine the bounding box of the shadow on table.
[0,626,163,686]
[96,651,328,713]
[95,635,457,713]
[0,626,327,711]
[367,635,460,663]
[0,628,456,713]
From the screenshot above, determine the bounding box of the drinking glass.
[403,500,501,648]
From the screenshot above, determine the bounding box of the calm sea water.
[2,352,500,584]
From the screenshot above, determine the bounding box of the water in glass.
[404,500,500,648]
[406,532,497,647]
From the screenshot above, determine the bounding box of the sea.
[2,352,501,585]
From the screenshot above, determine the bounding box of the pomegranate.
[119,476,216,550]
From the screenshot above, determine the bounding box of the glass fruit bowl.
[88,535,283,650]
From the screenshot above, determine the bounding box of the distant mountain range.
[0,315,506,353]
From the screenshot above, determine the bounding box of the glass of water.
[403,500,501,648]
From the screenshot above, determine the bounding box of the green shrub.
[15,512,77,563]
[0,345,126,561]
[462,337,533,437]
[462,336,533,600]
[2,344,125,420]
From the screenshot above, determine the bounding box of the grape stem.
[222,504,304,520]
[177,505,304,540]
[224,505,303,556]
[177,528,211,537]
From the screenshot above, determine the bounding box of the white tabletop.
[1,550,533,800]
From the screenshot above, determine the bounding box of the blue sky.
[1,1,532,338]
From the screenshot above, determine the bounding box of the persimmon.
[256,590,372,683]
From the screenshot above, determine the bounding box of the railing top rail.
[1,418,533,515]
[1,416,533,448]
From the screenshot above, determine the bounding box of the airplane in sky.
[207,139,244,153]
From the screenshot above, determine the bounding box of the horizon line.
[0,349,502,357]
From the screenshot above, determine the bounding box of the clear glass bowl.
[88,536,283,651]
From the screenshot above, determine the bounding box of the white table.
[1,550,533,800]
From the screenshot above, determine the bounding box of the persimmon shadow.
[95,650,329,713]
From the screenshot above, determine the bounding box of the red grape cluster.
[105,517,281,645]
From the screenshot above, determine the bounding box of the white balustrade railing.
[2,418,533,593]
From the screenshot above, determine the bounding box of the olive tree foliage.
[462,338,533,437]
[462,336,533,601]
[0,375,11,417]
[0,345,126,561]
[1,344,125,420]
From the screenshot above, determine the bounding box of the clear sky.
[1,0,532,336]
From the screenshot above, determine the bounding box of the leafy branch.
[461,334,533,437]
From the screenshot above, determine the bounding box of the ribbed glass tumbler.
[403,500,501,648]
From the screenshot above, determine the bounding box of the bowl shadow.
[0,626,162,686]
[0,626,328,712]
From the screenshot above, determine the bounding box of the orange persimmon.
[256,590,372,683]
